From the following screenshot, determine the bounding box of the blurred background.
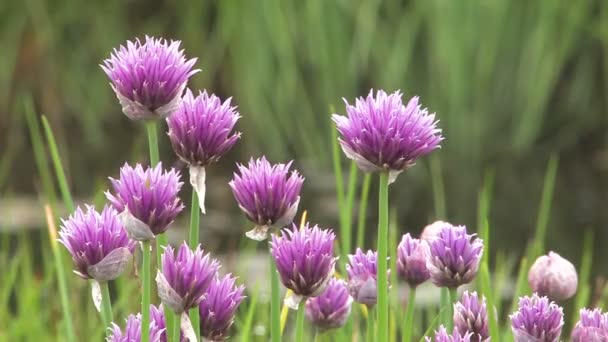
[1,0,608,339]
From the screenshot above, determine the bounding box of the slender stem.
[172,313,181,342]
[100,282,113,337]
[189,191,201,339]
[41,116,75,212]
[141,241,151,342]
[440,288,449,327]
[295,300,306,342]
[270,253,281,342]
[356,173,372,248]
[145,121,160,165]
[402,287,417,342]
[447,288,458,331]
[342,162,357,259]
[367,307,375,342]
[377,172,389,342]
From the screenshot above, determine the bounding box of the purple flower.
[106,163,184,240]
[108,304,169,342]
[421,220,448,243]
[571,308,608,342]
[229,157,304,241]
[427,223,483,288]
[101,36,200,121]
[198,274,246,341]
[332,89,443,183]
[346,248,388,307]
[425,326,474,342]
[167,89,241,214]
[58,205,135,281]
[397,233,430,287]
[528,251,578,301]
[156,242,220,314]
[305,278,353,331]
[453,291,489,342]
[510,294,564,342]
[270,224,336,308]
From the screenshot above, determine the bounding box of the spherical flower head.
[332,89,443,183]
[528,251,578,301]
[346,248,388,307]
[397,233,430,287]
[427,223,483,288]
[156,242,220,314]
[421,220,449,242]
[107,304,168,342]
[453,291,489,342]
[510,294,564,342]
[198,274,246,341]
[58,205,135,281]
[571,308,608,342]
[106,163,184,240]
[425,326,474,342]
[101,36,200,121]
[270,223,337,308]
[229,156,304,241]
[305,278,353,331]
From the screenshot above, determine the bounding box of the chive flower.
[453,291,489,342]
[427,223,483,289]
[421,220,448,242]
[528,251,578,301]
[106,163,184,241]
[510,294,564,342]
[101,36,200,121]
[167,89,241,214]
[270,224,337,308]
[58,205,135,282]
[198,274,246,341]
[346,248,388,307]
[397,233,430,287]
[332,89,443,183]
[108,304,169,342]
[229,156,304,241]
[426,326,474,342]
[305,278,353,331]
[571,308,608,342]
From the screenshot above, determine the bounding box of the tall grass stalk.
[447,288,457,331]
[189,191,201,339]
[141,240,151,342]
[41,116,75,212]
[376,172,389,342]
[100,282,113,337]
[295,300,305,342]
[402,287,417,342]
[478,220,499,340]
[270,253,281,342]
[356,173,372,248]
[367,307,375,342]
[528,155,558,260]
[572,228,594,327]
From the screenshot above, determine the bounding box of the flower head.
[229,157,304,240]
[397,233,430,287]
[198,274,246,341]
[425,326,474,342]
[58,205,135,281]
[305,278,353,331]
[528,251,578,301]
[108,304,168,342]
[101,36,200,120]
[421,220,449,242]
[453,291,489,342]
[156,242,220,313]
[106,163,184,240]
[427,223,483,288]
[332,89,443,182]
[571,308,608,342]
[510,294,564,342]
[270,223,336,308]
[346,248,389,307]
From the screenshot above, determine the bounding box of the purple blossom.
[156,242,220,313]
[571,308,608,342]
[332,89,443,182]
[198,274,246,341]
[528,251,578,301]
[106,163,184,240]
[453,291,489,342]
[229,157,304,241]
[101,36,200,120]
[346,248,388,307]
[108,304,169,342]
[425,326,474,342]
[421,220,449,242]
[270,224,336,308]
[305,278,353,331]
[427,223,483,288]
[58,205,135,281]
[397,233,430,287]
[510,294,564,342]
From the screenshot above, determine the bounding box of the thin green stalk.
[529,155,558,259]
[356,173,372,248]
[100,282,113,337]
[478,220,499,340]
[447,288,458,331]
[141,241,151,342]
[509,257,529,315]
[145,121,160,165]
[270,253,281,342]
[367,307,375,342]
[342,162,358,259]
[377,172,389,342]
[189,191,201,339]
[572,228,594,327]
[402,287,416,342]
[440,288,449,326]
[42,116,75,212]
[295,300,306,342]
[430,155,446,218]
[171,314,181,342]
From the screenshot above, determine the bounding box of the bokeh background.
[1,0,608,339]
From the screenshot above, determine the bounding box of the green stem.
[145,121,160,165]
[270,253,281,342]
[42,116,75,212]
[447,288,458,331]
[172,313,181,342]
[377,172,389,342]
[356,173,372,248]
[367,307,375,342]
[295,300,306,342]
[440,288,449,326]
[141,241,151,342]
[51,238,76,342]
[342,162,357,257]
[100,282,113,337]
[189,191,201,339]
[402,287,416,342]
